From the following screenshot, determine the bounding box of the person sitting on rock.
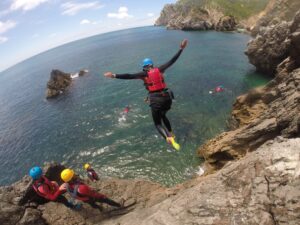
[29,166,79,209]
[84,163,99,182]
[60,168,123,210]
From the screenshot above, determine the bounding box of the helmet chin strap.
[143,65,153,71]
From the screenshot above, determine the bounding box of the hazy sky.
[0,0,175,72]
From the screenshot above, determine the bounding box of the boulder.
[215,16,237,31]
[46,70,72,98]
[245,21,291,75]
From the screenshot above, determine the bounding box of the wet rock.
[46,70,72,98]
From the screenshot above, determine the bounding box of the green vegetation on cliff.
[178,0,269,19]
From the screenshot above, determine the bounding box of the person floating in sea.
[84,163,99,182]
[123,105,130,114]
[209,85,226,94]
[28,166,80,209]
[60,168,123,210]
[104,39,188,151]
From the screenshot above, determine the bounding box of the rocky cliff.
[198,10,300,173]
[250,0,300,36]
[155,0,270,31]
[1,138,299,225]
[156,0,300,33]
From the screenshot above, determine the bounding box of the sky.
[0,0,176,72]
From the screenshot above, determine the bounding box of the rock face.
[46,70,72,98]
[155,0,270,31]
[1,138,299,224]
[250,0,300,36]
[198,10,300,171]
[215,16,237,31]
[155,3,216,30]
[245,21,291,75]
[0,163,170,225]
[246,9,300,76]
[106,138,300,225]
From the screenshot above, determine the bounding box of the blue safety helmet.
[29,166,43,180]
[142,58,153,67]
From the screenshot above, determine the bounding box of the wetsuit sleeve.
[115,71,147,79]
[158,49,183,73]
[40,185,64,201]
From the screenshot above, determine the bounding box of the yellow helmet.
[61,168,74,182]
[84,163,90,170]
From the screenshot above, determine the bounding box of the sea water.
[0,26,269,186]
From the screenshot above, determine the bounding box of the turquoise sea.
[0,26,269,186]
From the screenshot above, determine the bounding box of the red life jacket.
[143,68,167,92]
[87,168,99,181]
[67,182,106,202]
[32,176,58,199]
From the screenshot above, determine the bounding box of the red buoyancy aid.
[67,182,106,202]
[87,168,99,181]
[32,176,59,199]
[143,68,167,92]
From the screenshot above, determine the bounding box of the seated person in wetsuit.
[60,168,122,210]
[84,163,99,182]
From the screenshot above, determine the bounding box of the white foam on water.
[118,114,127,123]
[71,73,79,79]
[105,131,113,136]
[196,166,205,176]
[91,146,110,157]
[79,150,92,157]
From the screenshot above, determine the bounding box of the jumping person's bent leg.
[161,111,172,133]
[151,108,170,139]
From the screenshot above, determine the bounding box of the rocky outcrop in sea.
[46,69,88,98]
[46,70,72,98]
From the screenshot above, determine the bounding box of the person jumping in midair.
[104,39,188,150]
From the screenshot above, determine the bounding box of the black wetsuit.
[115,49,183,139]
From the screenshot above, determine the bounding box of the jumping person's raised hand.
[104,72,115,78]
[180,39,188,50]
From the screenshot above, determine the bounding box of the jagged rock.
[79,70,88,77]
[215,16,237,31]
[1,139,300,225]
[155,2,220,31]
[250,0,300,37]
[46,70,72,98]
[246,10,300,75]
[245,21,291,75]
[198,68,300,170]
[0,163,168,225]
[104,138,300,225]
[199,11,300,171]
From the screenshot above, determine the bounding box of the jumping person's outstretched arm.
[158,39,188,73]
[104,71,147,79]
[104,39,188,79]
